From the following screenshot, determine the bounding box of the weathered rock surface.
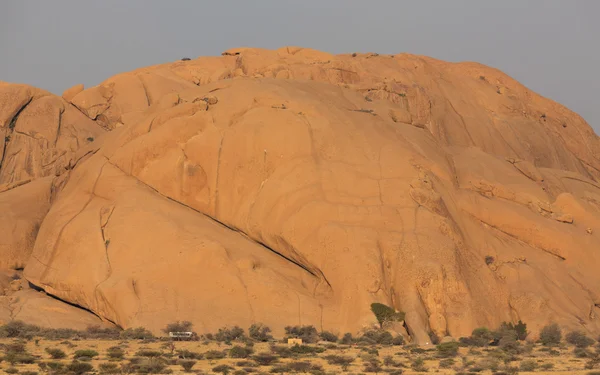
[0,47,599,341]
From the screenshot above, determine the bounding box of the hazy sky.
[1,1,599,132]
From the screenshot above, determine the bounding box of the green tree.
[370,303,405,328]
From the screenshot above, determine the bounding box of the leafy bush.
[73,349,99,360]
[252,352,279,366]
[285,360,323,373]
[319,330,338,342]
[439,358,455,368]
[437,341,460,357]
[566,331,595,348]
[38,361,65,373]
[67,361,95,374]
[123,357,170,374]
[339,332,354,344]
[85,325,121,339]
[176,349,202,360]
[216,326,246,342]
[99,362,120,374]
[120,327,154,340]
[540,323,562,346]
[411,357,427,372]
[205,350,226,360]
[135,350,163,358]
[46,347,67,359]
[358,329,394,345]
[324,354,355,371]
[229,345,253,358]
[179,359,197,372]
[288,344,326,356]
[284,325,319,343]
[213,364,234,375]
[460,327,494,347]
[163,321,193,334]
[363,355,383,374]
[519,359,537,371]
[574,347,592,358]
[499,332,522,354]
[106,346,125,360]
[392,334,404,345]
[370,303,405,328]
[4,352,37,365]
[540,363,554,370]
[248,323,272,342]
[5,368,18,374]
[499,321,528,341]
[383,355,401,367]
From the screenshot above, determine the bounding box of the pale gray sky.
[1,1,599,132]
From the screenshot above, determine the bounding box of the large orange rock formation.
[1,47,599,343]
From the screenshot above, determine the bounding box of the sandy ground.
[0,338,596,374]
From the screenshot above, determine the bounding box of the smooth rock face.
[1,47,599,341]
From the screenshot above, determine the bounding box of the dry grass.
[0,338,598,374]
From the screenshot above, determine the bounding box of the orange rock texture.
[0,47,599,342]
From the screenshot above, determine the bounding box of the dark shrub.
[363,356,383,374]
[85,325,121,339]
[370,303,405,328]
[411,358,427,372]
[540,363,554,370]
[495,329,522,355]
[359,329,394,345]
[252,352,278,366]
[179,359,197,372]
[5,368,18,374]
[38,361,65,372]
[216,326,246,342]
[574,347,592,358]
[181,57,191,61]
[436,341,460,357]
[46,347,67,359]
[127,357,171,374]
[213,364,234,375]
[74,349,99,359]
[288,344,326,356]
[176,349,202,360]
[319,331,338,342]
[249,323,272,342]
[135,350,163,358]
[339,332,354,344]
[540,323,561,346]
[163,321,193,334]
[498,321,528,341]
[4,352,37,365]
[67,361,94,374]
[566,331,595,348]
[284,325,319,343]
[121,327,154,340]
[383,355,401,367]
[229,345,253,358]
[205,350,226,360]
[392,335,404,345]
[106,346,125,360]
[324,354,354,371]
[99,362,120,374]
[439,358,455,368]
[5,341,27,353]
[519,359,537,371]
